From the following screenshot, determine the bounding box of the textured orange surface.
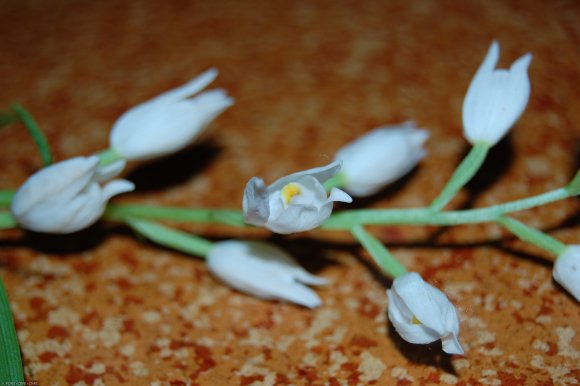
[1,0,579,385]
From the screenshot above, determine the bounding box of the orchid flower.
[462,41,532,146]
[243,161,352,234]
[387,272,464,355]
[110,68,234,161]
[334,122,429,197]
[553,245,580,302]
[207,240,328,308]
[11,156,134,233]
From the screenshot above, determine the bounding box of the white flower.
[242,161,352,234]
[11,156,134,233]
[110,68,234,161]
[553,245,580,301]
[387,272,464,355]
[462,41,532,146]
[334,122,429,197]
[207,240,328,308]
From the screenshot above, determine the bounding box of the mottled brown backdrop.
[1,0,579,385]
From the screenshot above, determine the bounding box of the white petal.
[335,125,429,197]
[442,333,465,355]
[95,160,126,182]
[149,68,219,105]
[328,187,352,203]
[207,241,325,308]
[101,179,135,201]
[11,156,98,218]
[462,41,532,146]
[242,177,270,227]
[553,246,580,301]
[269,161,341,192]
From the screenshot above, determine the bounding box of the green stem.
[323,187,571,229]
[0,191,15,208]
[97,147,123,167]
[0,213,17,229]
[126,218,214,258]
[323,172,347,192]
[0,277,25,382]
[496,216,566,257]
[105,204,247,227]
[565,169,580,196]
[429,141,490,211]
[351,225,407,278]
[11,103,53,166]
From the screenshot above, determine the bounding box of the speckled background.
[1,0,579,385]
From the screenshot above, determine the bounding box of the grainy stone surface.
[1,0,579,385]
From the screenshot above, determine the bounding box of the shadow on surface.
[387,321,458,374]
[125,138,221,192]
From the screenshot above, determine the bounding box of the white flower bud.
[334,122,429,197]
[11,156,134,233]
[462,41,532,146]
[207,240,328,308]
[387,272,464,355]
[553,245,580,302]
[243,161,352,234]
[110,68,234,161]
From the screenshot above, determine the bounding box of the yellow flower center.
[281,183,302,205]
[412,315,422,325]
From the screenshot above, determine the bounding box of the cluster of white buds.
[11,69,233,234]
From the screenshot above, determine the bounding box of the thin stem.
[323,172,347,192]
[566,169,580,196]
[126,218,214,258]
[11,103,53,166]
[496,216,566,257]
[0,277,25,382]
[323,187,572,229]
[351,225,407,278]
[429,141,489,211]
[105,204,247,227]
[97,147,123,167]
[0,191,15,208]
[0,213,17,229]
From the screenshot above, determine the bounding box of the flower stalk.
[496,216,566,257]
[126,218,213,258]
[11,103,53,166]
[429,141,489,211]
[351,225,407,278]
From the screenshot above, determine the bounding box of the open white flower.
[110,68,234,161]
[243,161,352,234]
[387,272,464,355]
[334,122,429,197]
[553,245,580,301]
[462,41,532,146]
[11,156,134,233]
[207,240,328,308]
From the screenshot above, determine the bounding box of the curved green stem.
[351,225,407,278]
[126,218,213,258]
[323,172,347,192]
[0,192,15,209]
[0,213,17,229]
[496,216,566,257]
[429,141,490,211]
[11,103,53,166]
[97,147,123,167]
